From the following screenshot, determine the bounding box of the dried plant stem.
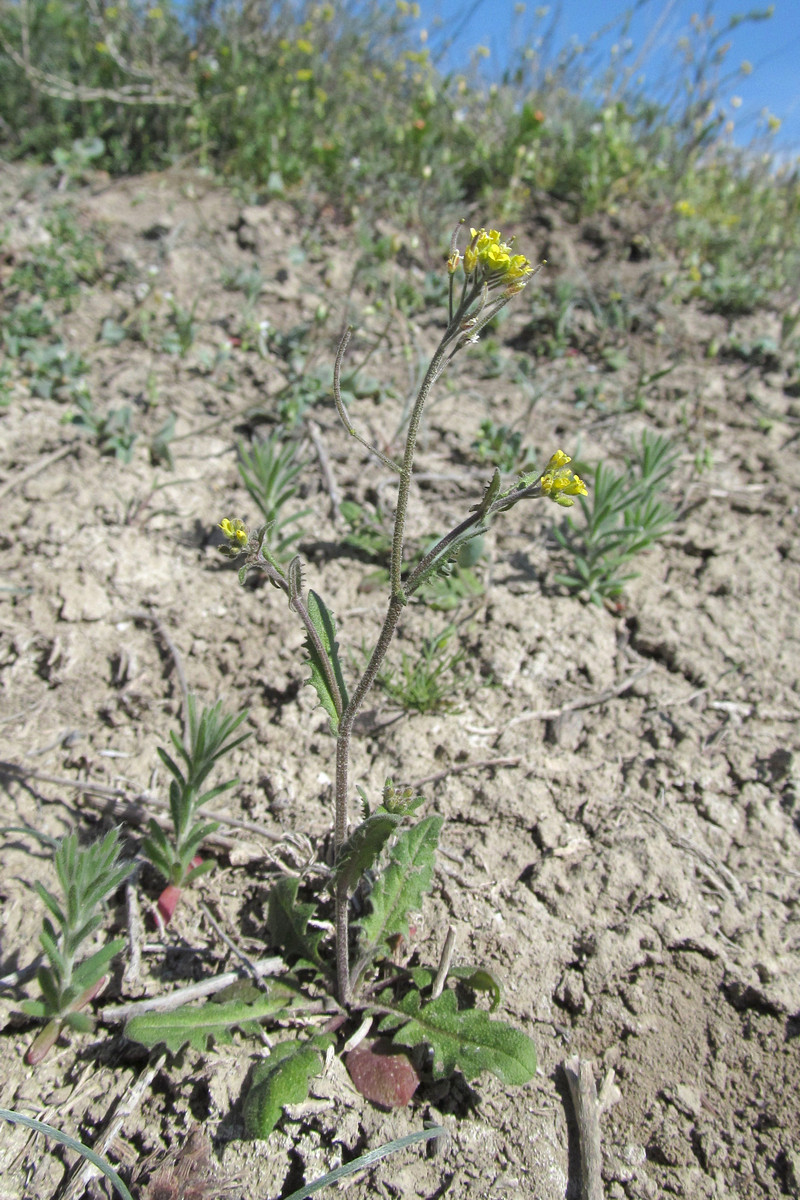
[563,1057,604,1200]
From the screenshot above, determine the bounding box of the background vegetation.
[1,0,798,312]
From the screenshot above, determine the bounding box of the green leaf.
[124,989,297,1054]
[303,590,348,735]
[243,1035,332,1139]
[385,988,537,1085]
[267,876,327,972]
[70,938,125,992]
[19,999,48,1018]
[356,816,442,964]
[449,966,502,1012]
[333,812,403,891]
[63,1011,93,1032]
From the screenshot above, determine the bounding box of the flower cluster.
[449,227,533,291]
[218,517,249,555]
[538,451,588,507]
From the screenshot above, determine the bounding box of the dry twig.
[563,1056,621,1200]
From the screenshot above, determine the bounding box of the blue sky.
[417,0,800,153]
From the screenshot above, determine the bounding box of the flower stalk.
[219,223,587,1005]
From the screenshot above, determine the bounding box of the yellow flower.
[464,226,533,288]
[538,452,588,507]
[295,68,313,81]
[767,114,781,133]
[296,38,313,53]
[674,199,695,217]
[219,518,248,546]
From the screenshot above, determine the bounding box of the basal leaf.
[449,965,502,1012]
[333,812,402,891]
[267,876,326,972]
[303,590,348,735]
[356,815,442,964]
[124,990,296,1054]
[243,1035,332,1139]
[385,988,537,1085]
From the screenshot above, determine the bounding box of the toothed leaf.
[382,988,537,1085]
[333,812,403,891]
[303,590,348,735]
[267,876,327,972]
[356,815,442,964]
[243,1035,332,1139]
[124,986,298,1054]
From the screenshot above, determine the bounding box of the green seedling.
[161,298,199,357]
[471,417,535,473]
[149,411,177,469]
[553,431,678,605]
[142,695,249,924]
[21,828,132,1064]
[416,536,486,611]
[237,430,311,561]
[377,625,467,714]
[68,397,138,462]
[128,226,587,1134]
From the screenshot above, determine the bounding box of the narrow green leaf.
[387,988,537,1085]
[243,1036,332,1139]
[356,816,442,963]
[34,882,65,928]
[70,938,125,991]
[124,991,296,1054]
[0,1108,135,1200]
[19,999,48,1018]
[303,590,348,735]
[267,877,326,971]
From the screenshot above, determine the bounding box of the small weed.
[68,398,138,462]
[471,418,535,473]
[237,430,311,561]
[9,207,103,309]
[553,431,678,605]
[161,298,199,357]
[340,498,393,563]
[142,696,249,924]
[150,412,177,469]
[377,625,467,715]
[20,828,132,1064]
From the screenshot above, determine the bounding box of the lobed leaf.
[383,988,537,1085]
[267,876,327,972]
[124,990,296,1054]
[355,816,442,965]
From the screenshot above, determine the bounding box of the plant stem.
[331,307,473,1005]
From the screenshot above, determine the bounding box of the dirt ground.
[1,161,799,1200]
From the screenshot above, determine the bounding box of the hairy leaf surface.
[124,988,296,1054]
[356,815,442,963]
[303,590,348,735]
[382,988,537,1085]
[243,1035,332,1138]
[333,811,403,891]
[267,876,326,971]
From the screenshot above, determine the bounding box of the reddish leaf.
[156,856,203,925]
[346,1037,420,1109]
